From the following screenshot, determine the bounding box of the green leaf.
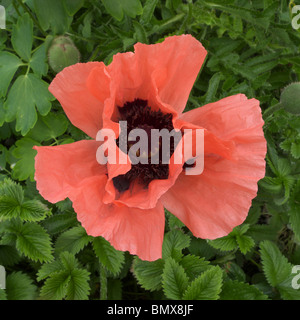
[0,245,21,266]
[162,258,189,300]
[291,142,300,159]
[133,21,148,44]
[55,226,91,255]
[0,289,7,300]
[42,212,78,235]
[204,72,222,103]
[63,0,84,16]
[101,0,143,21]
[5,272,37,300]
[220,280,268,300]
[140,0,158,24]
[133,257,164,291]
[33,0,72,34]
[260,240,292,287]
[162,229,191,261]
[39,252,90,300]
[0,52,23,97]
[93,237,125,275]
[11,13,33,62]
[180,255,211,281]
[15,222,53,263]
[182,266,223,300]
[30,43,48,76]
[5,74,53,135]
[40,270,71,300]
[12,138,40,181]
[27,113,69,142]
[236,234,255,254]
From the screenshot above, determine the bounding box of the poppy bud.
[280,82,300,116]
[48,36,80,73]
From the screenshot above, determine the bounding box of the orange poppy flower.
[34,35,266,261]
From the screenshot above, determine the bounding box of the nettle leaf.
[39,252,90,300]
[162,229,191,261]
[0,179,48,222]
[101,0,143,21]
[133,257,164,291]
[220,280,268,300]
[5,272,37,300]
[0,52,23,97]
[182,266,223,300]
[55,226,92,255]
[15,222,53,263]
[11,13,33,62]
[12,138,40,181]
[162,257,189,300]
[291,142,300,159]
[93,236,125,275]
[4,74,54,135]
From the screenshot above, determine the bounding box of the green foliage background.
[0,0,300,300]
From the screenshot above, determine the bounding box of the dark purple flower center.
[113,99,175,192]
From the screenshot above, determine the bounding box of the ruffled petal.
[161,95,266,239]
[34,140,105,203]
[49,62,111,138]
[71,176,165,261]
[106,34,207,115]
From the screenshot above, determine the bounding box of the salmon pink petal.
[161,95,266,239]
[34,140,105,203]
[49,62,111,138]
[106,34,207,114]
[71,176,165,261]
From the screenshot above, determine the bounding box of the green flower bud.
[280,82,300,116]
[48,36,80,73]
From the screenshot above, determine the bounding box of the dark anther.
[112,175,130,192]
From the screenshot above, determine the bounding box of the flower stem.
[99,263,107,300]
[263,102,283,120]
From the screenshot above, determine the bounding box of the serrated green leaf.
[41,212,78,235]
[236,234,255,254]
[40,270,71,300]
[180,255,211,281]
[182,266,223,300]
[220,280,268,300]
[66,268,90,300]
[15,222,53,263]
[162,229,191,261]
[0,52,23,97]
[6,272,37,300]
[55,226,91,255]
[11,13,33,62]
[260,240,291,287]
[37,260,65,281]
[133,257,164,291]
[93,237,125,275]
[4,74,53,135]
[12,138,40,181]
[291,142,300,159]
[162,258,189,300]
